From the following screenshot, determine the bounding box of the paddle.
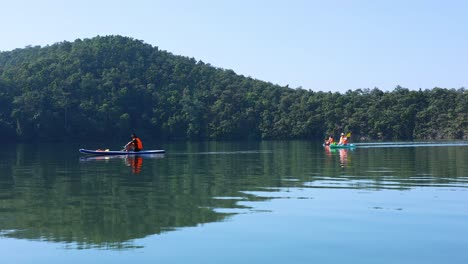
[122,141,133,151]
[121,143,129,151]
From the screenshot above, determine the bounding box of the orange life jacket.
[134,137,143,150]
[339,136,348,145]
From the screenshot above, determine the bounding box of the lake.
[1,141,467,263]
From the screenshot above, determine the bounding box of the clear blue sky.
[1,0,467,92]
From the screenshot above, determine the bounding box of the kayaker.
[338,133,348,145]
[124,133,143,152]
[325,135,334,145]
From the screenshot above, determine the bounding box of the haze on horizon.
[1,0,467,93]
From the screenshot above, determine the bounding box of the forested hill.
[0,35,466,142]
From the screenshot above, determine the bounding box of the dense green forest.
[0,35,466,142]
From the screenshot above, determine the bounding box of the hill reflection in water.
[0,141,466,249]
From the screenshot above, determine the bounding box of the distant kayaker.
[338,133,348,145]
[325,135,334,145]
[124,133,143,152]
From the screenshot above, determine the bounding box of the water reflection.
[324,146,352,168]
[0,146,237,249]
[339,149,349,167]
[0,142,466,250]
[127,156,143,174]
[80,154,165,174]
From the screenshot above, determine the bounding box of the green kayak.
[325,143,356,149]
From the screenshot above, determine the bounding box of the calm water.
[0,141,467,263]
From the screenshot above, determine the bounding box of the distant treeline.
[0,35,466,142]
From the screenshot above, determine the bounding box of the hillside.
[0,35,466,141]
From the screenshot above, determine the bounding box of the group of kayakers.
[128,132,349,151]
[127,131,351,151]
[324,132,349,146]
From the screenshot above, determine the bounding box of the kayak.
[79,149,165,155]
[327,143,356,149]
[80,153,165,161]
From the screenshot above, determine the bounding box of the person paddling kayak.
[124,133,143,152]
[338,132,348,145]
[324,135,334,146]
